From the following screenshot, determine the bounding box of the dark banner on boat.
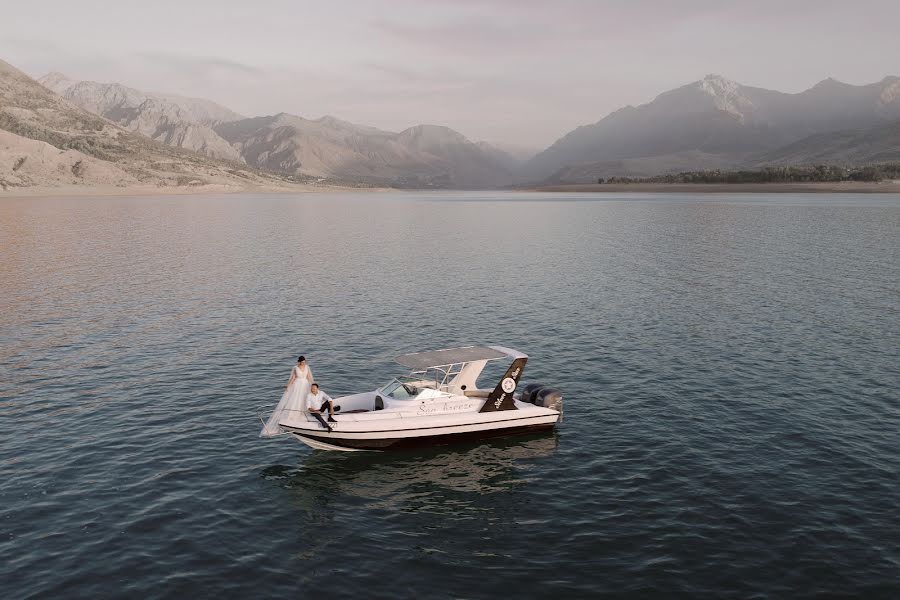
[480,357,527,412]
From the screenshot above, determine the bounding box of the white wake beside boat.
[259,345,563,451]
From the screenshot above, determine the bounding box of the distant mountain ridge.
[39,72,244,125]
[39,73,519,189]
[525,74,900,183]
[39,73,245,162]
[756,119,900,166]
[0,60,300,191]
[214,115,517,188]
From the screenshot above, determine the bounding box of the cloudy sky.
[2,0,898,148]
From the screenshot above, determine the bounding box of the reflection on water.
[262,433,558,513]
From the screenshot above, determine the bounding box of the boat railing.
[408,363,466,392]
[256,405,324,434]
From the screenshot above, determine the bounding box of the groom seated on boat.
[307,383,337,429]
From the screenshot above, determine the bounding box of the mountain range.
[525,74,900,183]
[40,72,245,163]
[213,114,516,188]
[37,72,519,189]
[0,59,301,192]
[2,54,899,192]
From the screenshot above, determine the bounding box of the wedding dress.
[260,365,311,437]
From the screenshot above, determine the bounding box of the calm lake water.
[1,191,898,599]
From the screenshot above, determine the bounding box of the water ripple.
[1,192,898,598]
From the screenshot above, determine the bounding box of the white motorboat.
[259,345,563,451]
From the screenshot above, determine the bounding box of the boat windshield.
[380,378,420,400]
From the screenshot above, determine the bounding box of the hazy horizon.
[3,0,899,148]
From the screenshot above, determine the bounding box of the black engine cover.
[518,383,563,411]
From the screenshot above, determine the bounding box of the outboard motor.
[518,383,545,405]
[517,383,563,413]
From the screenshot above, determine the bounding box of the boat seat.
[463,389,491,398]
[374,395,384,410]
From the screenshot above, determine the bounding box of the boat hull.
[284,413,559,451]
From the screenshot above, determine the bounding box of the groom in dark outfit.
[306,383,336,432]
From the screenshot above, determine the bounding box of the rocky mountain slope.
[755,119,900,166]
[215,115,517,188]
[0,59,302,192]
[43,73,518,188]
[475,141,525,172]
[525,75,900,183]
[39,73,244,162]
[540,151,745,184]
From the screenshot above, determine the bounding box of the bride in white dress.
[260,356,314,437]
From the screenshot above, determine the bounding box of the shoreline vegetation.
[531,181,900,193]
[597,163,900,185]
[533,164,900,193]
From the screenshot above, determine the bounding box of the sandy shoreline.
[0,182,388,199]
[530,182,900,193]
